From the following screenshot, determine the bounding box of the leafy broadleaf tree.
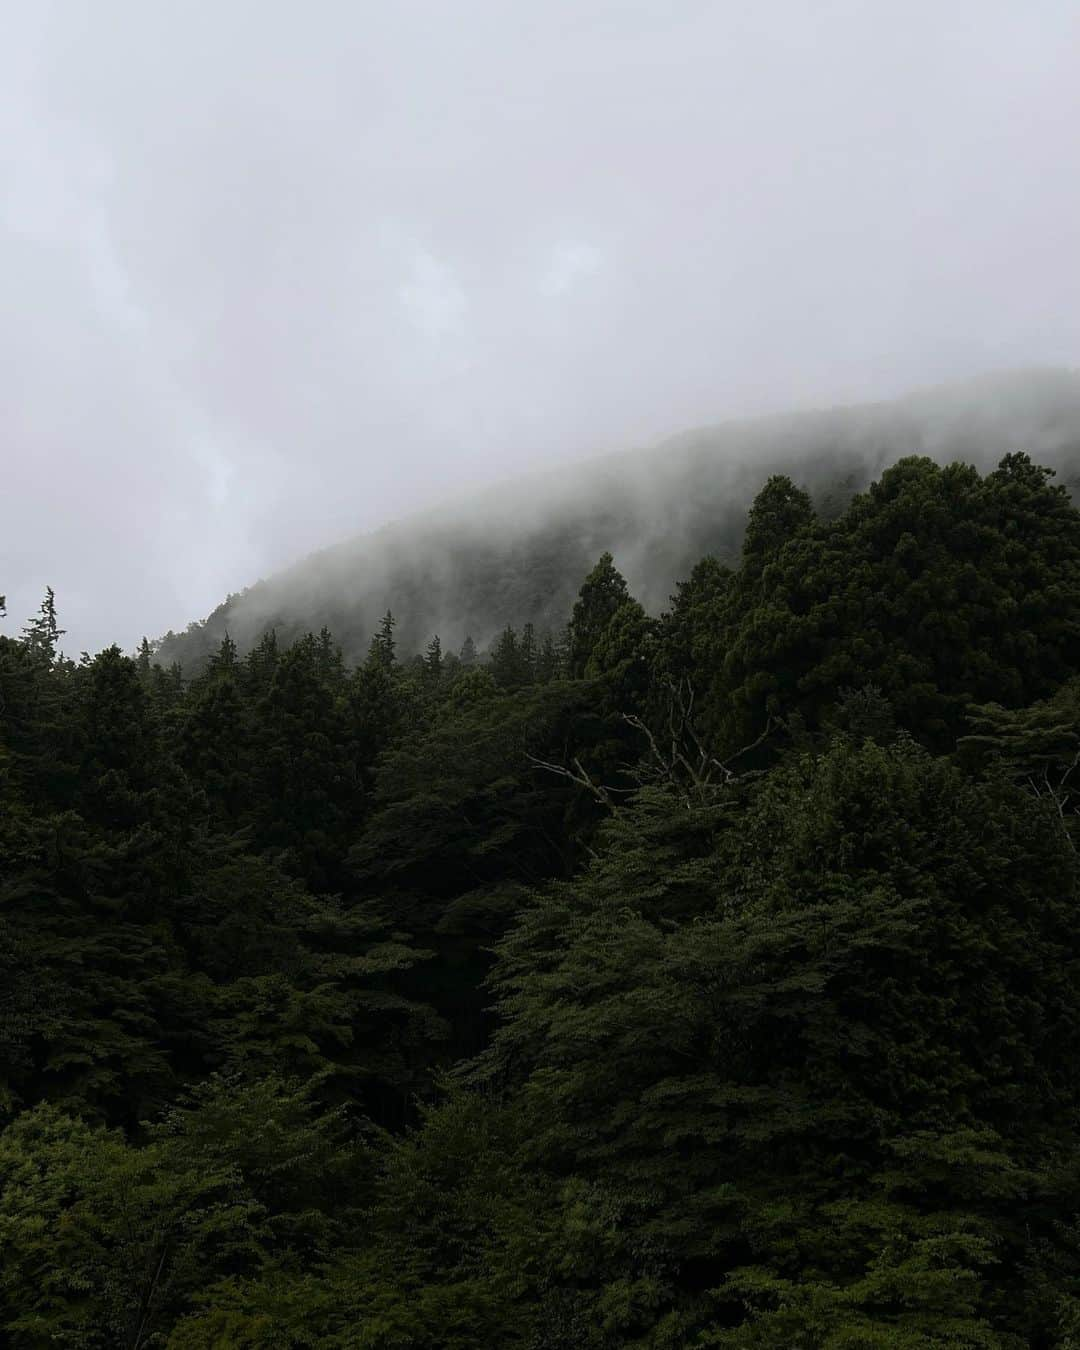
[474,738,1080,1344]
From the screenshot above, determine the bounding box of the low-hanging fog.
[3,1,1080,656]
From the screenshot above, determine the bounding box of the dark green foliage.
[369,610,397,671]
[489,623,527,689]
[8,446,1080,1344]
[739,474,815,573]
[0,1077,366,1347]
[0,1102,261,1347]
[567,551,631,677]
[684,454,1080,752]
[350,677,609,1068]
[466,741,1080,1344]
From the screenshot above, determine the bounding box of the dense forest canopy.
[6,447,1080,1345]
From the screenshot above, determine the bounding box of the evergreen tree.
[207,631,238,674]
[490,624,525,689]
[135,636,154,680]
[244,629,279,694]
[369,610,397,671]
[248,635,362,890]
[740,473,815,573]
[567,552,630,678]
[316,625,345,683]
[425,634,443,683]
[20,586,64,665]
[180,636,251,824]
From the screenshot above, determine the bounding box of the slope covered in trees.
[155,369,1080,673]
[6,447,1080,1344]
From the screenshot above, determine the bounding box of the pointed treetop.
[367,610,397,671]
[21,586,65,663]
[136,637,154,676]
[568,552,631,678]
[209,633,238,673]
[490,624,526,689]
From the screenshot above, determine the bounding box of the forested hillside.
[155,369,1080,672]
[6,447,1080,1345]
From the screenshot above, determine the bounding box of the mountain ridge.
[155,366,1080,672]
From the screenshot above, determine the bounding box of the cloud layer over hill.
[156,368,1080,670]
[5,3,1080,654]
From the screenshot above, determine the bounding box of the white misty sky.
[3,0,1079,653]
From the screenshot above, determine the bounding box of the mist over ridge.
[155,366,1080,672]
[7,2,1080,654]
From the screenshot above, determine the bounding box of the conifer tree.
[425,634,443,682]
[490,624,525,689]
[135,636,154,680]
[740,473,815,572]
[207,631,238,674]
[244,630,279,694]
[315,626,344,684]
[20,586,64,664]
[368,610,397,671]
[567,552,630,677]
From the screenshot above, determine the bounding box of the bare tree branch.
[1025,748,1080,852]
[528,678,772,814]
[525,752,627,810]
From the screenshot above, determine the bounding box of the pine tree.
[490,624,526,689]
[207,632,238,674]
[567,552,630,678]
[425,634,443,682]
[135,637,153,681]
[245,630,279,694]
[368,610,396,671]
[315,626,344,684]
[21,587,64,665]
[181,636,251,824]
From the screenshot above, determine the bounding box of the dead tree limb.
[527,678,771,813]
[525,753,625,810]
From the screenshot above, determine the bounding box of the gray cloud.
[3,0,1079,653]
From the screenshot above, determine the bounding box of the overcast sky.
[3,0,1079,654]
